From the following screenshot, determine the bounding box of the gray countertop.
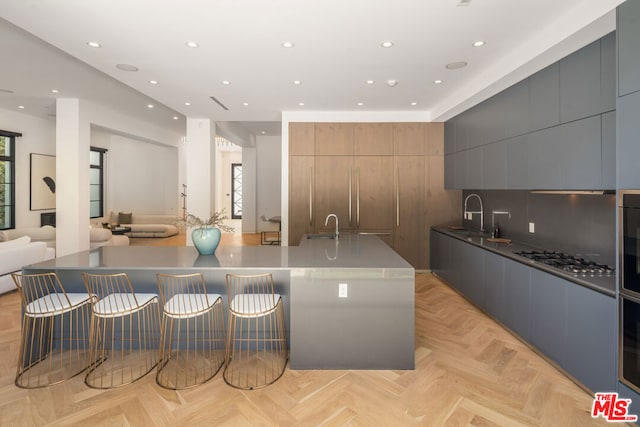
[27,233,414,272]
[432,227,615,297]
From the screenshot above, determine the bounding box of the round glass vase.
[191,226,221,255]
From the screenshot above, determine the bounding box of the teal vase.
[191,227,221,255]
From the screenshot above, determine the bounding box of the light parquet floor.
[0,234,616,426]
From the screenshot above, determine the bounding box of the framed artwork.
[30,153,56,210]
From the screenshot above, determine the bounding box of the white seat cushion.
[164,293,221,318]
[94,293,158,317]
[230,294,281,317]
[25,293,93,317]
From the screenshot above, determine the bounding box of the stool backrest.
[225,273,276,315]
[11,272,71,314]
[156,273,212,315]
[81,272,139,313]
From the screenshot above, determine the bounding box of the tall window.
[231,163,242,219]
[90,147,106,218]
[0,131,19,230]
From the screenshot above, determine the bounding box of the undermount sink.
[306,234,335,239]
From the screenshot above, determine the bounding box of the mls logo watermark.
[591,392,638,422]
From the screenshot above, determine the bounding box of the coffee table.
[111,226,132,235]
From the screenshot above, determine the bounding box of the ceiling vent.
[209,95,229,111]
[457,0,471,6]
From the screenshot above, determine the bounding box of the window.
[90,147,107,218]
[231,163,242,219]
[0,131,19,230]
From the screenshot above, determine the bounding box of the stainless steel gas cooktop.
[513,250,615,276]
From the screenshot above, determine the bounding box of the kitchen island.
[23,233,415,370]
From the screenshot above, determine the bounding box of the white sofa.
[0,236,55,294]
[107,212,179,238]
[2,225,129,249]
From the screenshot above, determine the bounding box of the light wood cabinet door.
[354,123,393,155]
[288,156,314,245]
[315,123,354,156]
[393,123,425,156]
[314,156,354,233]
[394,155,425,269]
[353,156,394,230]
[289,123,315,156]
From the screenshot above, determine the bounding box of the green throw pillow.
[118,212,133,224]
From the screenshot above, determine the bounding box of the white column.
[242,146,257,233]
[56,98,90,256]
[185,118,213,246]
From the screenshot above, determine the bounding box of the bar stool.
[81,272,160,389]
[155,273,226,389]
[224,273,288,389]
[12,272,94,388]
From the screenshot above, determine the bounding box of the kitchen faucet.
[463,193,484,232]
[491,210,511,230]
[325,213,339,239]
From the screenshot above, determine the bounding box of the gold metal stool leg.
[224,273,288,390]
[156,273,226,389]
[12,273,94,389]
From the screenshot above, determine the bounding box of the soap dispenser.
[492,223,500,239]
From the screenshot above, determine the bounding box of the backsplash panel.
[461,190,616,266]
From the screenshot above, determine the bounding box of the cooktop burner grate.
[513,250,614,276]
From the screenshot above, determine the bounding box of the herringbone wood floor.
[0,234,615,426]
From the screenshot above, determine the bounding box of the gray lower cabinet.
[531,270,566,366]
[565,282,616,392]
[503,259,532,342]
[431,230,616,393]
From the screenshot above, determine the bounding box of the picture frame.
[30,153,56,211]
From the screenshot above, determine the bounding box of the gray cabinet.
[601,111,616,189]
[618,90,640,189]
[505,134,528,189]
[527,125,561,189]
[559,116,601,189]
[559,39,602,123]
[600,32,616,112]
[565,282,616,392]
[482,250,505,322]
[503,259,532,342]
[466,147,482,189]
[503,80,530,139]
[529,63,560,131]
[454,150,468,189]
[531,270,566,366]
[482,141,506,189]
[618,0,640,97]
[444,121,455,154]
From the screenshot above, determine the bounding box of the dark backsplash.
[461,190,616,266]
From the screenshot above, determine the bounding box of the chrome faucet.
[463,193,484,232]
[325,213,339,239]
[491,209,511,231]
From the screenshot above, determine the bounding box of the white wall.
[242,147,256,233]
[256,135,281,231]
[0,108,56,228]
[91,129,179,216]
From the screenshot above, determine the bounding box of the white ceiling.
[0,0,624,140]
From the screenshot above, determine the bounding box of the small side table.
[111,226,132,236]
[260,216,281,245]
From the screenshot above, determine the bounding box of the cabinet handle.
[309,166,313,226]
[356,168,360,227]
[396,168,400,227]
[348,168,353,225]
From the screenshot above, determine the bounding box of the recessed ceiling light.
[242,102,249,106]
[293,80,301,85]
[116,63,139,72]
[434,79,443,84]
[173,116,179,120]
[184,102,191,106]
[86,41,101,48]
[282,41,295,48]
[18,105,25,109]
[366,80,375,85]
[445,61,468,70]
[261,131,266,134]
[381,41,394,48]
[186,41,199,48]
[147,104,154,109]
[472,40,485,47]
[149,80,158,85]
[298,102,305,106]
[386,79,398,87]
[411,102,417,106]
[51,89,59,94]
[357,102,364,106]
[221,80,230,85]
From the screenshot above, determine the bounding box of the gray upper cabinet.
[618,0,640,97]
[505,134,528,189]
[601,111,616,189]
[559,116,602,189]
[527,126,561,189]
[618,90,640,189]
[529,63,560,131]
[600,32,616,112]
[503,80,530,139]
[444,120,455,154]
[454,150,468,189]
[482,141,506,189]
[466,147,482,189]
[559,39,601,123]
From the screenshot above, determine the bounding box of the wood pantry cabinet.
[289,122,460,269]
